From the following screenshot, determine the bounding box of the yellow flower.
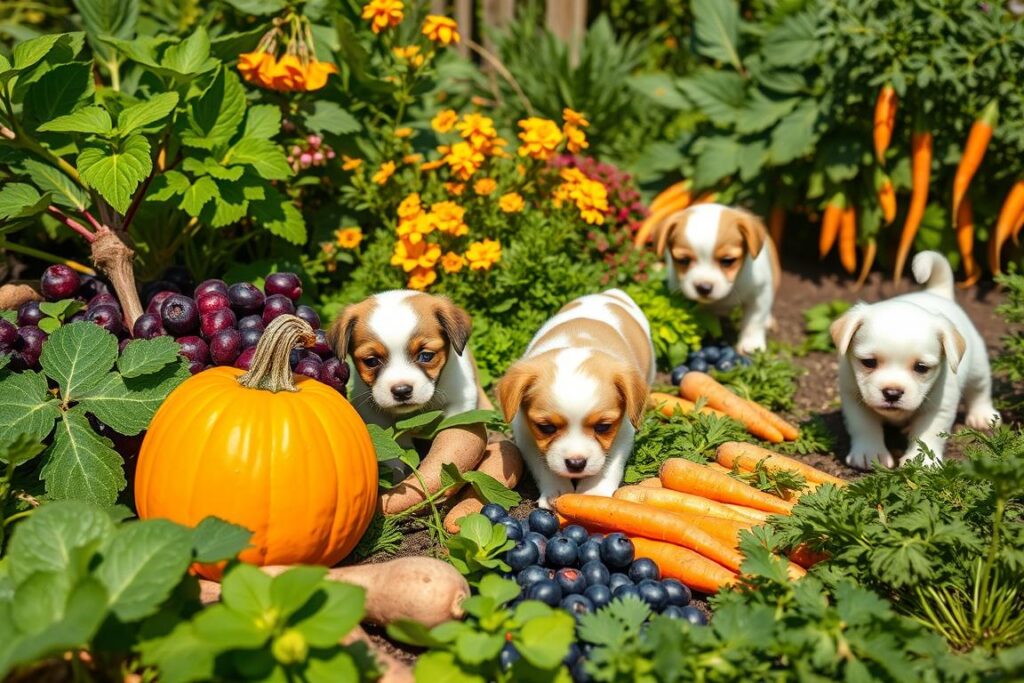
[402,153,424,165]
[372,161,396,185]
[464,239,501,270]
[431,109,458,134]
[443,141,484,180]
[395,127,413,138]
[407,266,437,290]
[565,124,588,154]
[361,0,404,33]
[335,226,363,249]
[516,163,526,176]
[444,182,466,196]
[392,45,424,67]
[556,167,608,225]
[422,15,460,45]
[431,200,468,235]
[441,251,465,273]
[342,155,363,171]
[396,212,435,244]
[391,237,440,272]
[473,177,497,196]
[562,108,590,128]
[457,113,497,151]
[398,192,423,220]
[517,117,563,160]
[498,192,524,213]
[419,158,445,172]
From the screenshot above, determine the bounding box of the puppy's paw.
[966,405,1000,430]
[537,481,574,509]
[899,450,941,468]
[575,477,618,498]
[736,334,767,355]
[846,443,895,471]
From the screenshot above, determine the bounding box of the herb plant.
[444,513,514,584]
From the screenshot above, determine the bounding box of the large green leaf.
[20,159,89,211]
[181,67,246,150]
[514,611,576,669]
[117,92,179,134]
[160,27,216,76]
[225,138,291,180]
[736,89,800,135]
[78,360,189,436]
[0,183,51,221]
[303,101,359,136]
[77,134,152,214]
[250,189,307,244]
[770,100,820,164]
[77,0,139,58]
[292,581,365,648]
[40,321,118,401]
[11,571,72,635]
[678,69,745,124]
[0,371,61,443]
[693,136,742,187]
[6,500,116,582]
[178,175,219,216]
[627,73,690,110]
[38,105,113,134]
[116,336,182,378]
[242,104,281,139]
[22,62,94,132]
[96,519,194,621]
[12,34,65,70]
[692,0,742,72]
[761,11,819,68]
[190,517,253,563]
[40,409,126,505]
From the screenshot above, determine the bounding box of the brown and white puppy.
[328,290,484,434]
[651,203,779,354]
[496,290,654,508]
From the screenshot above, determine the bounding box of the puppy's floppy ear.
[652,209,690,257]
[830,304,867,355]
[733,209,767,259]
[938,317,967,374]
[495,363,534,423]
[614,366,649,429]
[327,304,361,359]
[434,297,472,355]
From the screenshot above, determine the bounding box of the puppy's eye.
[362,356,381,368]
[913,362,931,374]
[416,351,436,363]
[719,256,738,267]
[594,423,612,434]
[860,357,878,369]
[676,256,692,267]
[536,423,557,435]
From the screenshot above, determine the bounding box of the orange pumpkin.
[135,315,377,579]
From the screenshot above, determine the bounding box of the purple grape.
[177,335,209,364]
[11,326,47,370]
[17,301,44,327]
[195,278,228,299]
[239,328,262,350]
[146,291,177,317]
[132,313,164,339]
[0,319,17,348]
[161,266,193,294]
[295,305,320,330]
[197,291,231,315]
[319,357,350,393]
[200,308,237,338]
[161,295,199,336]
[262,294,295,325]
[294,355,322,379]
[237,314,265,332]
[87,304,124,336]
[209,328,241,365]
[88,293,121,312]
[77,275,109,300]
[290,348,312,368]
[141,280,179,306]
[188,360,206,375]
[67,311,88,324]
[264,272,302,301]
[118,338,131,354]
[235,346,257,370]
[40,265,81,300]
[310,329,332,358]
[228,282,264,316]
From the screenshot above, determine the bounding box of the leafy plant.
[714,351,801,412]
[624,408,747,483]
[444,513,514,584]
[801,299,852,354]
[624,280,709,369]
[34,298,85,333]
[388,573,575,682]
[994,267,1024,405]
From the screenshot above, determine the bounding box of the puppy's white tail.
[911,251,955,300]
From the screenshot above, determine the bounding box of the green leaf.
[0,431,47,467]
[292,581,365,647]
[117,336,182,378]
[250,189,307,244]
[456,630,505,665]
[221,563,273,620]
[304,649,360,683]
[761,11,818,68]
[192,602,269,649]
[692,0,742,71]
[477,573,520,605]
[433,409,500,433]
[39,299,84,321]
[770,100,819,165]
[736,89,800,135]
[414,651,485,683]
[243,104,282,139]
[12,34,64,70]
[136,621,216,683]
[160,27,215,76]
[40,408,126,505]
[6,500,115,583]
[627,73,690,110]
[0,371,61,443]
[386,619,447,648]
[40,321,117,401]
[190,517,253,563]
[117,92,179,133]
[77,0,139,57]
[38,106,113,134]
[179,175,219,217]
[0,183,51,221]
[220,0,286,15]
[23,62,95,132]
[226,138,291,180]
[394,410,446,433]
[268,566,327,620]
[78,134,152,214]
[678,69,745,124]
[181,67,246,150]
[20,160,88,211]
[12,570,72,634]
[78,360,189,436]
[148,169,190,201]
[693,136,741,187]
[96,519,194,621]
[515,611,576,669]
[304,101,360,136]
[463,471,521,509]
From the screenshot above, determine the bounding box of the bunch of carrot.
[633,181,717,248]
[553,444,844,594]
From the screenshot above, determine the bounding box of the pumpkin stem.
[237,314,316,392]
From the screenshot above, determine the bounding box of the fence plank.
[453,0,472,57]
[545,0,586,66]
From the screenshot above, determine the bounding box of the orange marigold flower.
[398,192,422,220]
[402,153,424,165]
[304,60,339,91]
[342,155,363,171]
[362,0,404,33]
[391,237,440,272]
[444,141,484,180]
[392,45,424,67]
[562,108,590,128]
[464,239,502,270]
[564,124,588,154]
[457,113,497,150]
[473,177,497,196]
[441,251,466,273]
[372,161,396,185]
[422,15,460,45]
[444,182,466,196]
[396,212,435,244]
[335,226,363,249]
[395,127,414,138]
[407,265,438,290]
[517,117,563,160]
[419,158,445,172]
[431,200,468,236]
[432,109,458,134]
[498,192,524,213]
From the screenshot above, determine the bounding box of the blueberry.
[77,275,109,300]
[608,573,633,593]
[600,533,635,570]
[177,336,209,364]
[562,642,582,668]
[628,558,660,583]
[563,525,589,545]
[670,364,690,385]
[688,349,706,362]
[194,278,228,299]
[588,533,605,543]
[702,346,720,363]
[141,280,179,306]
[146,291,177,317]
[688,357,709,373]
[718,346,737,361]
[10,326,46,370]
[580,560,609,587]
[132,313,164,339]
[528,509,559,537]
[578,539,602,565]
[560,594,594,619]
[237,314,265,332]
[481,503,506,523]
[613,584,640,601]
[637,579,668,611]
[499,642,520,671]
[507,542,540,572]
[88,293,122,313]
[526,579,562,607]
[160,294,199,336]
[87,304,123,336]
[572,656,592,683]
[679,606,707,626]
[0,319,17,348]
[584,584,612,609]
[546,536,579,568]
[662,605,686,620]
[737,355,752,366]
[555,568,587,595]
[499,518,523,542]
[661,579,691,606]
[517,565,552,588]
[524,532,548,562]
[716,357,736,372]
[519,518,531,538]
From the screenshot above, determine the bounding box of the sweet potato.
[443,439,524,533]
[0,283,42,310]
[343,625,414,683]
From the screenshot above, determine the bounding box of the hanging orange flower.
[362,0,404,33]
[498,192,525,213]
[441,251,466,274]
[303,60,339,91]
[372,161,396,185]
[238,52,274,84]
[517,117,563,160]
[432,109,458,134]
[422,15,460,45]
[335,227,363,249]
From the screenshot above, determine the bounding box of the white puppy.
[831,251,998,469]
[496,290,654,508]
[651,203,779,354]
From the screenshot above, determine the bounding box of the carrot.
[682,515,806,580]
[679,372,784,443]
[716,442,847,487]
[692,192,717,206]
[1013,207,1024,245]
[443,440,523,533]
[952,101,998,219]
[743,401,799,442]
[873,85,897,164]
[724,504,771,522]
[838,204,857,274]
[854,238,876,292]
[613,485,764,524]
[989,180,1024,274]
[634,193,691,247]
[552,494,746,571]
[893,128,933,283]
[649,180,691,213]
[660,458,794,515]
[637,478,662,488]
[630,537,737,594]
[707,462,731,474]
[818,197,844,258]
[877,173,897,225]
[768,205,785,249]
[788,544,829,569]
[956,198,981,289]
[649,392,727,419]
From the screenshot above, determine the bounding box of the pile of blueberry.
[671,341,750,384]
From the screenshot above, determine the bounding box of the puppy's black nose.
[882,387,904,403]
[391,384,414,401]
[565,458,587,474]
[695,282,714,297]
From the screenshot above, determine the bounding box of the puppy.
[328,290,485,432]
[496,290,654,508]
[651,203,779,354]
[831,251,999,469]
